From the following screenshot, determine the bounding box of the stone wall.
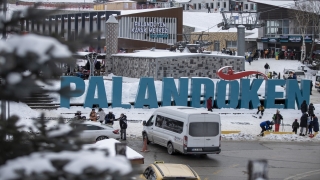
[112,54,245,80]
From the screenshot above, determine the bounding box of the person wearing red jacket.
[207,97,213,112]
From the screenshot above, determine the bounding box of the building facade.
[22,8,182,51]
[175,0,256,12]
[252,0,319,57]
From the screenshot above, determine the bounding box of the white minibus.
[142,106,221,155]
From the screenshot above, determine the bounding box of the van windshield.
[316,76,320,82]
[189,122,219,137]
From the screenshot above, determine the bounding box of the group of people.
[258,100,319,137]
[89,108,128,140]
[258,109,283,134]
[298,100,319,136]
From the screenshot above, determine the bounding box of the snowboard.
[257,132,264,137]
[252,115,262,119]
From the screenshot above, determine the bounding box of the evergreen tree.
[0,3,134,179]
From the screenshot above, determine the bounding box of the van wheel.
[167,142,175,155]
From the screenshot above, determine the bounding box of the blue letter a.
[161,77,188,106]
[84,77,108,108]
[134,77,158,108]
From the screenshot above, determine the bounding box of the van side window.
[155,115,163,127]
[189,122,220,137]
[146,115,155,126]
[155,115,183,134]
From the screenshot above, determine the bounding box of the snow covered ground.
[1,57,320,142]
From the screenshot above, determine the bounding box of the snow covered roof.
[84,139,144,160]
[248,0,296,9]
[174,0,191,3]
[183,12,259,38]
[19,0,95,2]
[107,1,136,3]
[119,7,174,16]
[112,49,242,58]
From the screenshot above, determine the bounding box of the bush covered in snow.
[0,4,134,180]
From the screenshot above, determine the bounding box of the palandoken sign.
[60,77,310,109]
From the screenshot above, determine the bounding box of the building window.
[265,19,290,37]
[250,4,254,10]
[217,2,220,8]
[206,3,209,8]
[226,41,237,48]
[210,3,213,9]
[193,3,196,10]
[223,2,226,8]
[198,3,202,10]
[182,4,185,10]
[187,4,189,10]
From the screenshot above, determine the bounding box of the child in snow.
[256,104,265,116]
[308,119,313,135]
[292,119,299,134]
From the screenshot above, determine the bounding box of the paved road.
[127,139,320,180]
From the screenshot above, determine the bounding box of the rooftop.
[112,49,243,58]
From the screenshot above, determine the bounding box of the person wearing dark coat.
[118,113,128,140]
[310,81,313,95]
[312,115,319,133]
[300,100,308,114]
[292,119,299,134]
[308,103,315,118]
[207,97,213,112]
[105,111,115,125]
[300,112,308,136]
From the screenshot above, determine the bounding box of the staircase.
[23,91,59,110]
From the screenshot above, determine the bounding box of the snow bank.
[0,150,132,180]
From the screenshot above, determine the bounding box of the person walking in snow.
[207,97,213,112]
[256,104,265,116]
[300,100,308,114]
[308,103,315,118]
[292,119,299,134]
[264,63,270,75]
[207,6,211,13]
[117,113,128,140]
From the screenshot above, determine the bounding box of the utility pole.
[1,0,7,121]
[218,10,265,57]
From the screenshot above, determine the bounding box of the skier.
[256,104,265,117]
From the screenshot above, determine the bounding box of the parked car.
[142,106,221,155]
[283,69,305,82]
[140,161,201,180]
[315,72,320,90]
[73,121,120,142]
